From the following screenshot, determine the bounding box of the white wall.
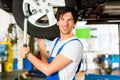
[0,9,24,70]
[0,9,16,41]
[75,22,119,54]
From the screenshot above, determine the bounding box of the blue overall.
[46,37,82,80]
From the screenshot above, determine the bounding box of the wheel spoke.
[47,7,57,26]
[28,12,46,25]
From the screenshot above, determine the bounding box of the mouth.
[62,25,69,30]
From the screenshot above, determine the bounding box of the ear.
[73,26,75,29]
[73,23,76,29]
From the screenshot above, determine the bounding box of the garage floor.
[0,70,46,80]
[0,70,84,80]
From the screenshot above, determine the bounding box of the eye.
[68,18,74,22]
[60,17,64,21]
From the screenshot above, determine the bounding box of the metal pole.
[118,24,120,75]
[23,16,28,47]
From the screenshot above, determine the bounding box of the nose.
[63,20,68,26]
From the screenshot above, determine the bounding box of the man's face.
[57,12,75,35]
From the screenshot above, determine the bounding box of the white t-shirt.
[49,37,83,80]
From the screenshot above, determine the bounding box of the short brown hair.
[55,7,78,24]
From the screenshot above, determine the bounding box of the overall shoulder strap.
[51,37,60,55]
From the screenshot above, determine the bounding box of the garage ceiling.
[76,0,120,24]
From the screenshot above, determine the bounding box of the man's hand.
[20,47,30,59]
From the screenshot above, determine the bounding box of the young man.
[20,7,83,80]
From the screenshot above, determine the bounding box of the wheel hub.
[22,0,65,28]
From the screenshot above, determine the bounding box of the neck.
[60,33,74,41]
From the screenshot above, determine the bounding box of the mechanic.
[20,6,83,80]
